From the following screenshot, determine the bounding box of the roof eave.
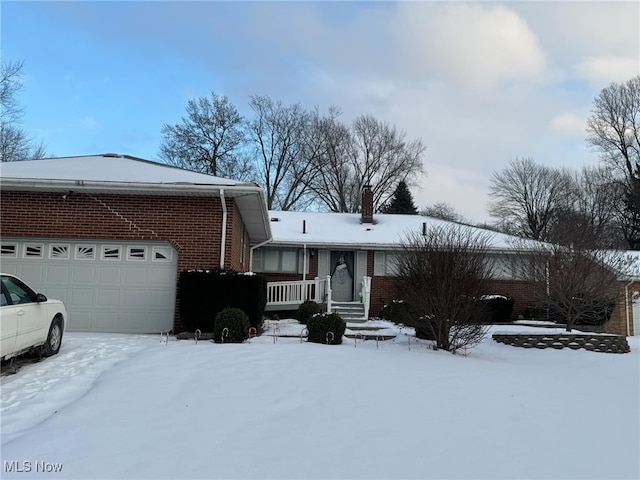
[1,177,273,245]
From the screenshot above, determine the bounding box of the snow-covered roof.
[267,210,533,251]
[0,154,272,244]
[0,154,241,185]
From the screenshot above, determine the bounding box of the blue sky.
[3,1,639,222]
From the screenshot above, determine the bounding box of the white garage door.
[0,238,177,334]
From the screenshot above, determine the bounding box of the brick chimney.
[361,185,374,223]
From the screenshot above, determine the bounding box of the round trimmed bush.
[307,313,346,345]
[213,307,250,343]
[296,300,321,325]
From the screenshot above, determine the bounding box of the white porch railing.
[266,276,371,318]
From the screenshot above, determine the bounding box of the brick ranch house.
[254,188,640,336]
[2,155,638,336]
[0,154,271,334]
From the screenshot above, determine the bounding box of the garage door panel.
[99,267,122,284]
[98,289,120,306]
[47,265,70,283]
[45,288,69,304]
[147,269,176,285]
[70,289,94,306]
[69,311,94,332]
[0,239,178,334]
[21,265,45,283]
[124,268,147,285]
[72,266,96,283]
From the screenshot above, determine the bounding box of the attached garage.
[0,154,272,333]
[1,238,178,333]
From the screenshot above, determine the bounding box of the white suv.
[0,274,68,361]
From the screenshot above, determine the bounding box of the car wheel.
[42,317,63,357]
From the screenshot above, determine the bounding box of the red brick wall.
[365,252,537,319]
[0,190,252,331]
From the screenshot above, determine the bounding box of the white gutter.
[0,177,266,196]
[220,189,227,270]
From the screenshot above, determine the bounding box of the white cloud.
[550,112,587,137]
[79,116,100,131]
[392,4,547,90]
[575,57,640,84]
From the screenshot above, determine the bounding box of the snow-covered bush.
[307,313,346,345]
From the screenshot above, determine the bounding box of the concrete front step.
[329,301,367,322]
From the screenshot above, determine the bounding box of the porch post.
[326,275,332,314]
[362,276,371,320]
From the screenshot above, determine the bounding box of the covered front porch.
[265,276,371,322]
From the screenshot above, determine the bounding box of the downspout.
[303,244,307,281]
[220,189,227,270]
[625,280,633,337]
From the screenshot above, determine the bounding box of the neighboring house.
[0,154,271,334]
[255,188,639,336]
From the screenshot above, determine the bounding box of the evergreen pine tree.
[387,180,418,214]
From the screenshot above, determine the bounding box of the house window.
[489,254,527,280]
[152,246,172,262]
[1,243,17,258]
[23,243,44,259]
[127,246,147,261]
[252,248,307,273]
[374,251,400,276]
[101,245,122,261]
[49,244,70,260]
[75,245,96,260]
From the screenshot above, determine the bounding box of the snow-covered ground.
[1,321,639,480]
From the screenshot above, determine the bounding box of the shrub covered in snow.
[307,313,346,345]
[296,300,321,325]
[213,307,250,343]
[480,295,514,323]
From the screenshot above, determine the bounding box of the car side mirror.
[36,293,48,303]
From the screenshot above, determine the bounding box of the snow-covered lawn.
[1,321,639,479]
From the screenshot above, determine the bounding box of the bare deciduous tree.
[1,60,47,162]
[348,114,425,213]
[248,96,321,210]
[422,202,463,222]
[513,238,632,332]
[549,166,625,249]
[158,92,253,180]
[488,157,572,241]
[587,76,640,249]
[395,225,494,353]
[306,107,359,212]
[587,76,640,180]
